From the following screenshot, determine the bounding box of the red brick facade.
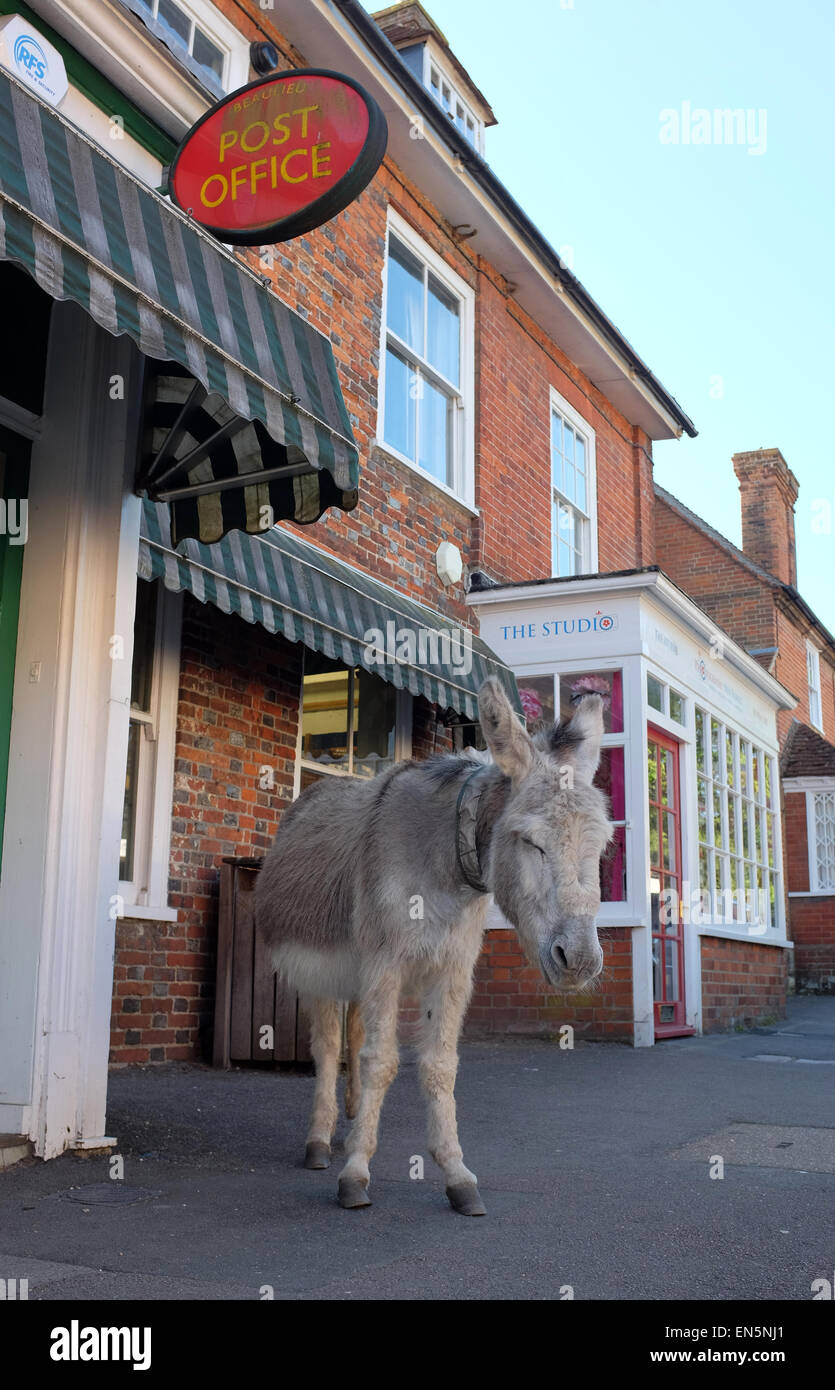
[700,936,789,1033]
[465,927,634,1041]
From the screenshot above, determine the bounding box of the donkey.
[255,677,611,1216]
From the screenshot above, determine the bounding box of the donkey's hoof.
[338,1177,372,1209]
[304,1141,331,1170]
[446,1182,487,1216]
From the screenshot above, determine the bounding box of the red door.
[647,727,691,1037]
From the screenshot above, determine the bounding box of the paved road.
[1,997,833,1300]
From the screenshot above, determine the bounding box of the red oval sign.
[168,69,387,245]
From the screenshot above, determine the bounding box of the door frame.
[647,724,694,1038]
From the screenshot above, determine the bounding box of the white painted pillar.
[0,302,143,1155]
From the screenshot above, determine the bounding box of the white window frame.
[377,207,476,509]
[422,48,485,155]
[693,704,783,936]
[807,640,823,732]
[550,387,598,578]
[294,653,413,796]
[118,0,249,93]
[118,583,182,919]
[806,785,835,894]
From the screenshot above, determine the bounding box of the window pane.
[601,824,627,902]
[120,720,141,881]
[518,674,556,729]
[427,274,460,384]
[596,745,625,821]
[353,668,397,778]
[558,669,624,734]
[563,423,574,467]
[301,662,350,771]
[725,729,735,787]
[418,377,452,484]
[574,436,586,511]
[698,776,708,843]
[669,689,685,724]
[131,580,158,712]
[387,237,424,353]
[158,0,190,45]
[647,673,664,712]
[193,27,224,81]
[711,719,722,782]
[384,346,417,461]
[696,710,706,772]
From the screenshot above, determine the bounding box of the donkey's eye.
[523,838,546,858]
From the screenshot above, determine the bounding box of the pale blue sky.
[371,0,835,629]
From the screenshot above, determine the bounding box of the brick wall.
[699,935,788,1033]
[463,926,634,1041]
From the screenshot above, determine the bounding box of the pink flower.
[571,674,611,703]
[519,687,544,721]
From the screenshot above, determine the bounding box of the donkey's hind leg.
[303,996,342,1170]
[344,1001,364,1120]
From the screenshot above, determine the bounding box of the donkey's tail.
[344,1001,364,1120]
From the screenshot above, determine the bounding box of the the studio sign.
[167,69,387,244]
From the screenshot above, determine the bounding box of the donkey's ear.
[478,678,533,784]
[544,692,605,786]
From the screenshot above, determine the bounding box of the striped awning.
[139,500,520,721]
[0,68,359,543]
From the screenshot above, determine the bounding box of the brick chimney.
[732,448,799,586]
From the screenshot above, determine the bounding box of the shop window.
[119,579,182,911]
[645,671,686,725]
[380,213,474,503]
[696,708,780,931]
[807,642,823,732]
[807,790,835,893]
[299,650,412,789]
[128,0,231,91]
[555,670,626,902]
[550,391,597,577]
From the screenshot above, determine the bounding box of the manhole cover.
[64,1184,152,1205]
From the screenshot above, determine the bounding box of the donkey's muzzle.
[541,927,603,990]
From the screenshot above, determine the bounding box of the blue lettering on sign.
[501,613,617,642]
[13,34,49,82]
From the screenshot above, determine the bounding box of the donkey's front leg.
[303,996,342,1169]
[337,973,400,1209]
[418,960,486,1216]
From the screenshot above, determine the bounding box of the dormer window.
[373,4,495,160]
[428,64,479,147]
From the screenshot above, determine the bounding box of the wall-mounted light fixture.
[250,40,280,76]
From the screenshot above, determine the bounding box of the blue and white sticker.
[0,15,68,107]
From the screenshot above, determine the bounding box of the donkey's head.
[479,678,612,992]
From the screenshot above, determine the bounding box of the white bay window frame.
[378,207,475,509]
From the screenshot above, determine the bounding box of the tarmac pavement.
[0,996,832,1301]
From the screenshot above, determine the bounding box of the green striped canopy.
[0,68,359,542]
[140,500,521,722]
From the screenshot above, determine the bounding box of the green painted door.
[0,427,30,875]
